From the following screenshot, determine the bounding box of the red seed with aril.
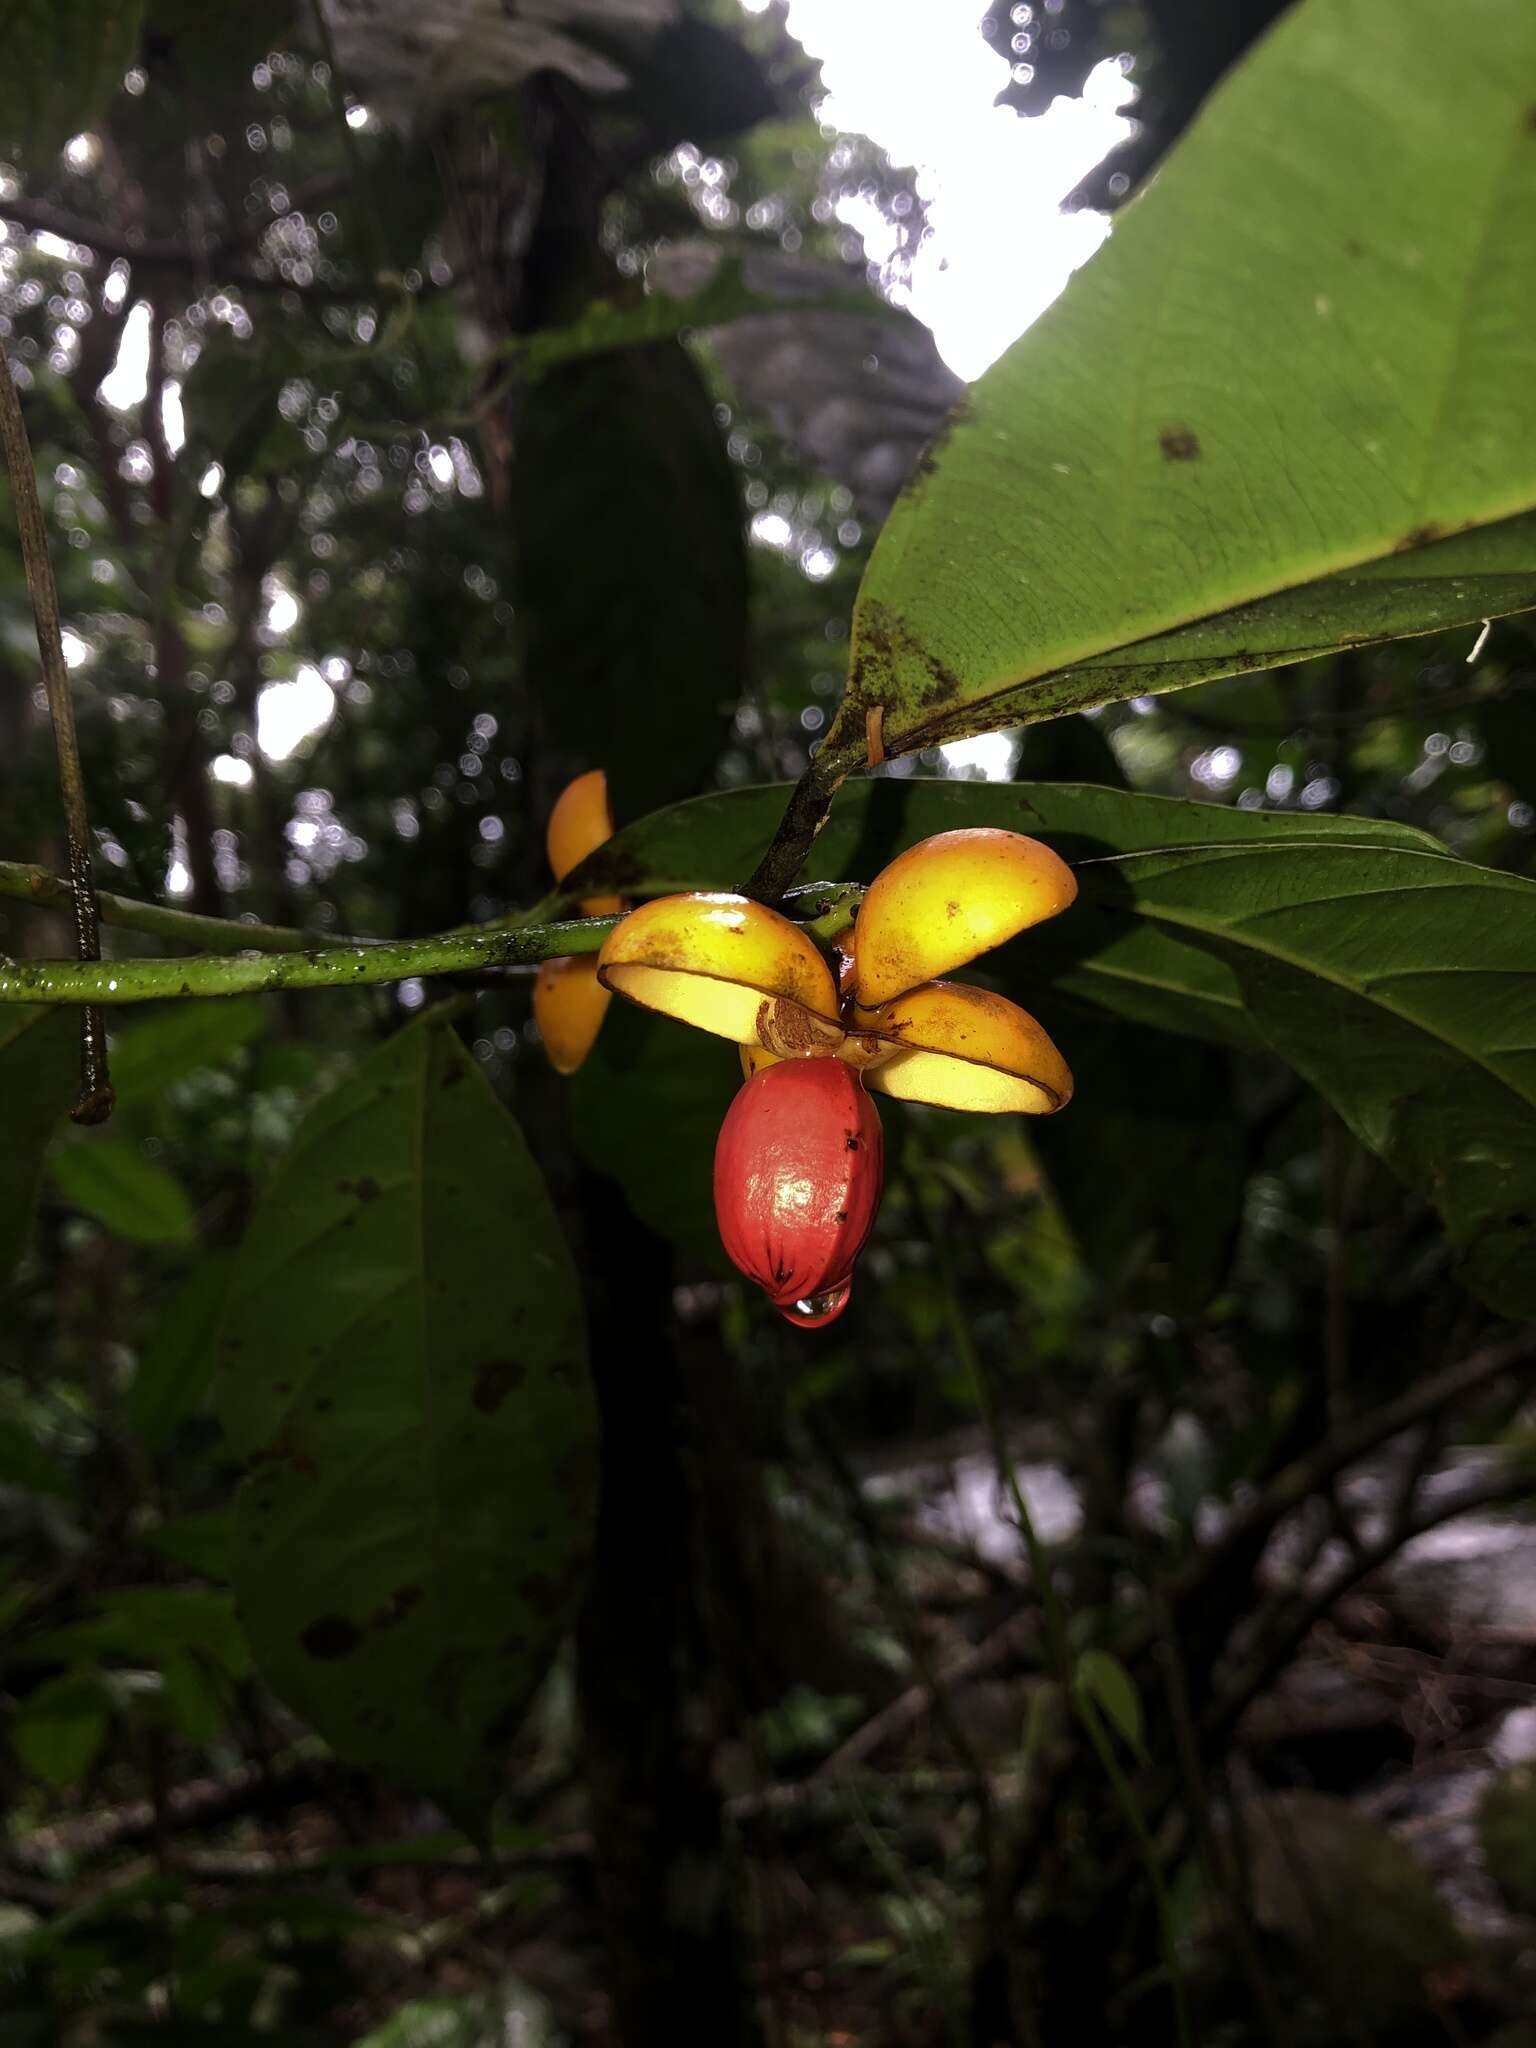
[713,1056,884,1327]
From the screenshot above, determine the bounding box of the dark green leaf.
[827,0,1536,760]
[1028,1007,1241,1311]
[0,1007,74,1285]
[1074,1648,1145,1759]
[213,1011,596,1828]
[0,1417,78,1502]
[12,1671,111,1789]
[0,1,144,163]
[108,999,265,1101]
[124,1253,233,1453]
[573,778,1536,1315]
[567,1003,736,1269]
[513,342,747,825]
[50,1138,197,1245]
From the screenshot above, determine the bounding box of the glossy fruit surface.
[599,893,842,1051]
[858,980,1072,1113]
[713,1058,884,1326]
[853,828,1077,1009]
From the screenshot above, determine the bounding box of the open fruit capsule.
[852,827,1076,1009]
[546,768,622,917]
[598,893,843,1055]
[713,1057,884,1327]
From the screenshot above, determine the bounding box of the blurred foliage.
[0,0,1532,2043]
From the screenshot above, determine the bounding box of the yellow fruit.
[533,954,612,1075]
[546,769,622,916]
[599,894,843,1052]
[858,980,1072,1114]
[852,828,1076,1009]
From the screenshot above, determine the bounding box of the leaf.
[50,1138,197,1246]
[567,1003,735,1269]
[571,777,1536,1316]
[0,1008,74,1285]
[108,999,265,1102]
[1026,1007,1241,1312]
[512,340,748,826]
[0,1,144,163]
[1073,1648,1144,1759]
[828,0,1536,761]
[0,1418,78,1502]
[11,1672,111,1789]
[213,1011,596,1829]
[123,1253,234,1453]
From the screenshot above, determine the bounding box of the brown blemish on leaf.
[301,1614,361,1660]
[371,1583,424,1631]
[1159,425,1200,462]
[472,1358,527,1413]
[1395,524,1442,552]
[264,1425,318,1480]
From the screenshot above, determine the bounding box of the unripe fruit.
[713,1057,884,1328]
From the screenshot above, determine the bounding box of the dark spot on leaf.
[315,1396,334,1414]
[1159,425,1200,462]
[1395,524,1441,552]
[301,1614,360,1660]
[371,1583,424,1631]
[1344,237,1366,257]
[337,1174,382,1202]
[473,1358,527,1413]
[263,1425,318,1480]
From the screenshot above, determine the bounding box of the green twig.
[0,859,334,953]
[0,916,619,1006]
[1076,1693,1194,2048]
[0,348,113,1120]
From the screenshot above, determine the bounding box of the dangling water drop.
[779,1280,852,1329]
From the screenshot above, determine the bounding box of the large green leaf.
[0,1,143,163]
[213,1011,596,1830]
[108,998,266,1102]
[123,1252,233,1453]
[513,341,748,826]
[826,0,1536,761]
[50,1137,197,1246]
[0,1007,74,1284]
[571,778,1536,1316]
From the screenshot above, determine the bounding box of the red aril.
[713,1056,884,1327]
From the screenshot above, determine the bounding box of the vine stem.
[0,346,113,1119]
[741,743,861,906]
[0,915,620,1007]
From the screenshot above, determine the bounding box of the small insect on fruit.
[713,1056,884,1328]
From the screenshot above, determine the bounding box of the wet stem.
[0,344,113,1120]
[915,1170,1194,2048]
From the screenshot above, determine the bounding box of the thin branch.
[742,743,861,907]
[1167,1331,1536,1617]
[0,914,619,1005]
[1204,1463,1536,1743]
[0,859,314,953]
[0,346,112,1120]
